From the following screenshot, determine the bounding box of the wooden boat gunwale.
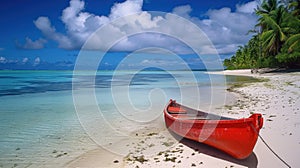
[164,99,261,126]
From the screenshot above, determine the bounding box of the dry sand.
[66,69,300,168]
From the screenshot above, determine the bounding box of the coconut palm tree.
[256,0,290,57]
[288,0,300,17]
[257,0,279,14]
[256,0,280,31]
[223,0,300,69]
[259,5,288,55]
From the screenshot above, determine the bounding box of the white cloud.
[0,56,6,63]
[61,0,86,28]
[109,0,143,20]
[0,57,19,64]
[34,17,73,49]
[140,59,176,66]
[172,5,192,19]
[26,0,258,55]
[18,37,47,49]
[196,5,257,54]
[33,57,40,66]
[236,1,259,13]
[22,57,29,63]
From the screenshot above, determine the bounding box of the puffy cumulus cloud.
[25,0,258,55]
[61,0,106,45]
[22,57,29,63]
[0,56,75,70]
[172,5,192,19]
[34,17,73,49]
[196,3,258,54]
[0,56,6,63]
[236,1,259,14]
[62,0,144,49]
[33,57,41,66]
[163,1,258,54]
[0,56,18,64]
[109,0,143,19]
[17,37,47,49]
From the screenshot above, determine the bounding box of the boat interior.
[167,102,233,120]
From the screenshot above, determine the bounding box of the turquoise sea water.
[0,70,255,167]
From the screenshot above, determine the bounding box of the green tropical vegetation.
[224,0,300,70]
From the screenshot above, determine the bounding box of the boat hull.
[164,99,263,159]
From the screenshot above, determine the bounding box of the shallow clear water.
[0,70,256,167]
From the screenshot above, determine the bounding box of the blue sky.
[0,0,259,70]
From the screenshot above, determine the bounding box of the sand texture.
[67,70,300,168]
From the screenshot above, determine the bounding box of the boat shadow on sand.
[169,131,258,168]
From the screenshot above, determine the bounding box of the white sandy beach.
[67,69,300,168]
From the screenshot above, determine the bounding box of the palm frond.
[286,33,300,51]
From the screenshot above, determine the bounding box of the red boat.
[164,99,263,159]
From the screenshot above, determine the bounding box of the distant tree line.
[224,0,300,69]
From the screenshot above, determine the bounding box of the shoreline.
[67,69,300,168]
[207,69,257,77]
